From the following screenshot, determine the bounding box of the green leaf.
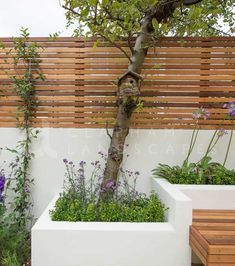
[152,18,159,31]
[154,64,161,69]
[0,42,5,49]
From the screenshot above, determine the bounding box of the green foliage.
[153,107,235,185]
[50,158,166,222]
[1,252,21,266]
[5,130,39,227]
[51,191,165,222]
[0,212,30,266]
[64,0,158,39]
[49,31,61,41]
[161,1,235,37]
[0,28,44,265]
[4,27,43,227]
[153,157,235,185]
[11,27,44,127]
[63,0,235,53]
[0,204,30,266]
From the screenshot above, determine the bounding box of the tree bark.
[100,0,201,198]
[100,17,153,198]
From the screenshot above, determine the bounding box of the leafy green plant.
[0,217,30,266]
[154,157,235,185]
[0,177,30,266]
[4,27,43,227]
[153,106,235,185]
[0,27,44,266]
[52,192,165,222]
[1,252,21,266]
[51,156,166,223]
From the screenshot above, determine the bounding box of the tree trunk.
[100,17,152,198]
[100,0,201,199]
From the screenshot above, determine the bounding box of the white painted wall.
[0,128,234,218]
[176,184,235,210]
[0,0,74,37]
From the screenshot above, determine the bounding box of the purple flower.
[192,108,210,120]
[0,173,5,190]
[134,171,140,175]
[223,102,235,118]
[100,188,106,194]
[68,161,73,165]
[79,161,86,167]
[63,158,68,164]
[0,172,6,202]
[217,128,228,138]
[229,109,235,117]
[106,180,116,191]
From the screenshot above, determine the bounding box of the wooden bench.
[190,209,235,266]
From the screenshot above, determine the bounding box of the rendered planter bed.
[175,183,235,210]
[32,178,192,266]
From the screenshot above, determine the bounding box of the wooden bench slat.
[191,209,235,265]
[194,219,235,223]
[204,235,235,246]
[208,254,235,263]
[200,231,235,236]
[190,235,208,265]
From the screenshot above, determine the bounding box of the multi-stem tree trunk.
[100,0,188,197]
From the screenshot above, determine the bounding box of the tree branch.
[183,0,203,5]
[98,32,132,63]
[106,121,112,140]
[208,25,231,36]
[62,4,80,16]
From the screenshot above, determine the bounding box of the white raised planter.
[175,184,235,210]
[32,178,192,266]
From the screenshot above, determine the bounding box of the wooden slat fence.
[0,37,235,129]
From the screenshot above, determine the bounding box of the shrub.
[0,196,31,266]
[50,157,166,223]
[51,192,165,222]
[153,157,235,185]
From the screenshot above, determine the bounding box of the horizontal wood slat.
[0,37,235,129]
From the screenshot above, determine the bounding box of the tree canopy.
[63,0,235,52]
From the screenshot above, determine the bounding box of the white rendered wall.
[175,184,235,210]
[0,128,234,218]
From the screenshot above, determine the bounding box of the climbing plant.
[0,27,44,265]
[7,27,43,226]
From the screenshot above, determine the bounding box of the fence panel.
[0,37,235,129]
